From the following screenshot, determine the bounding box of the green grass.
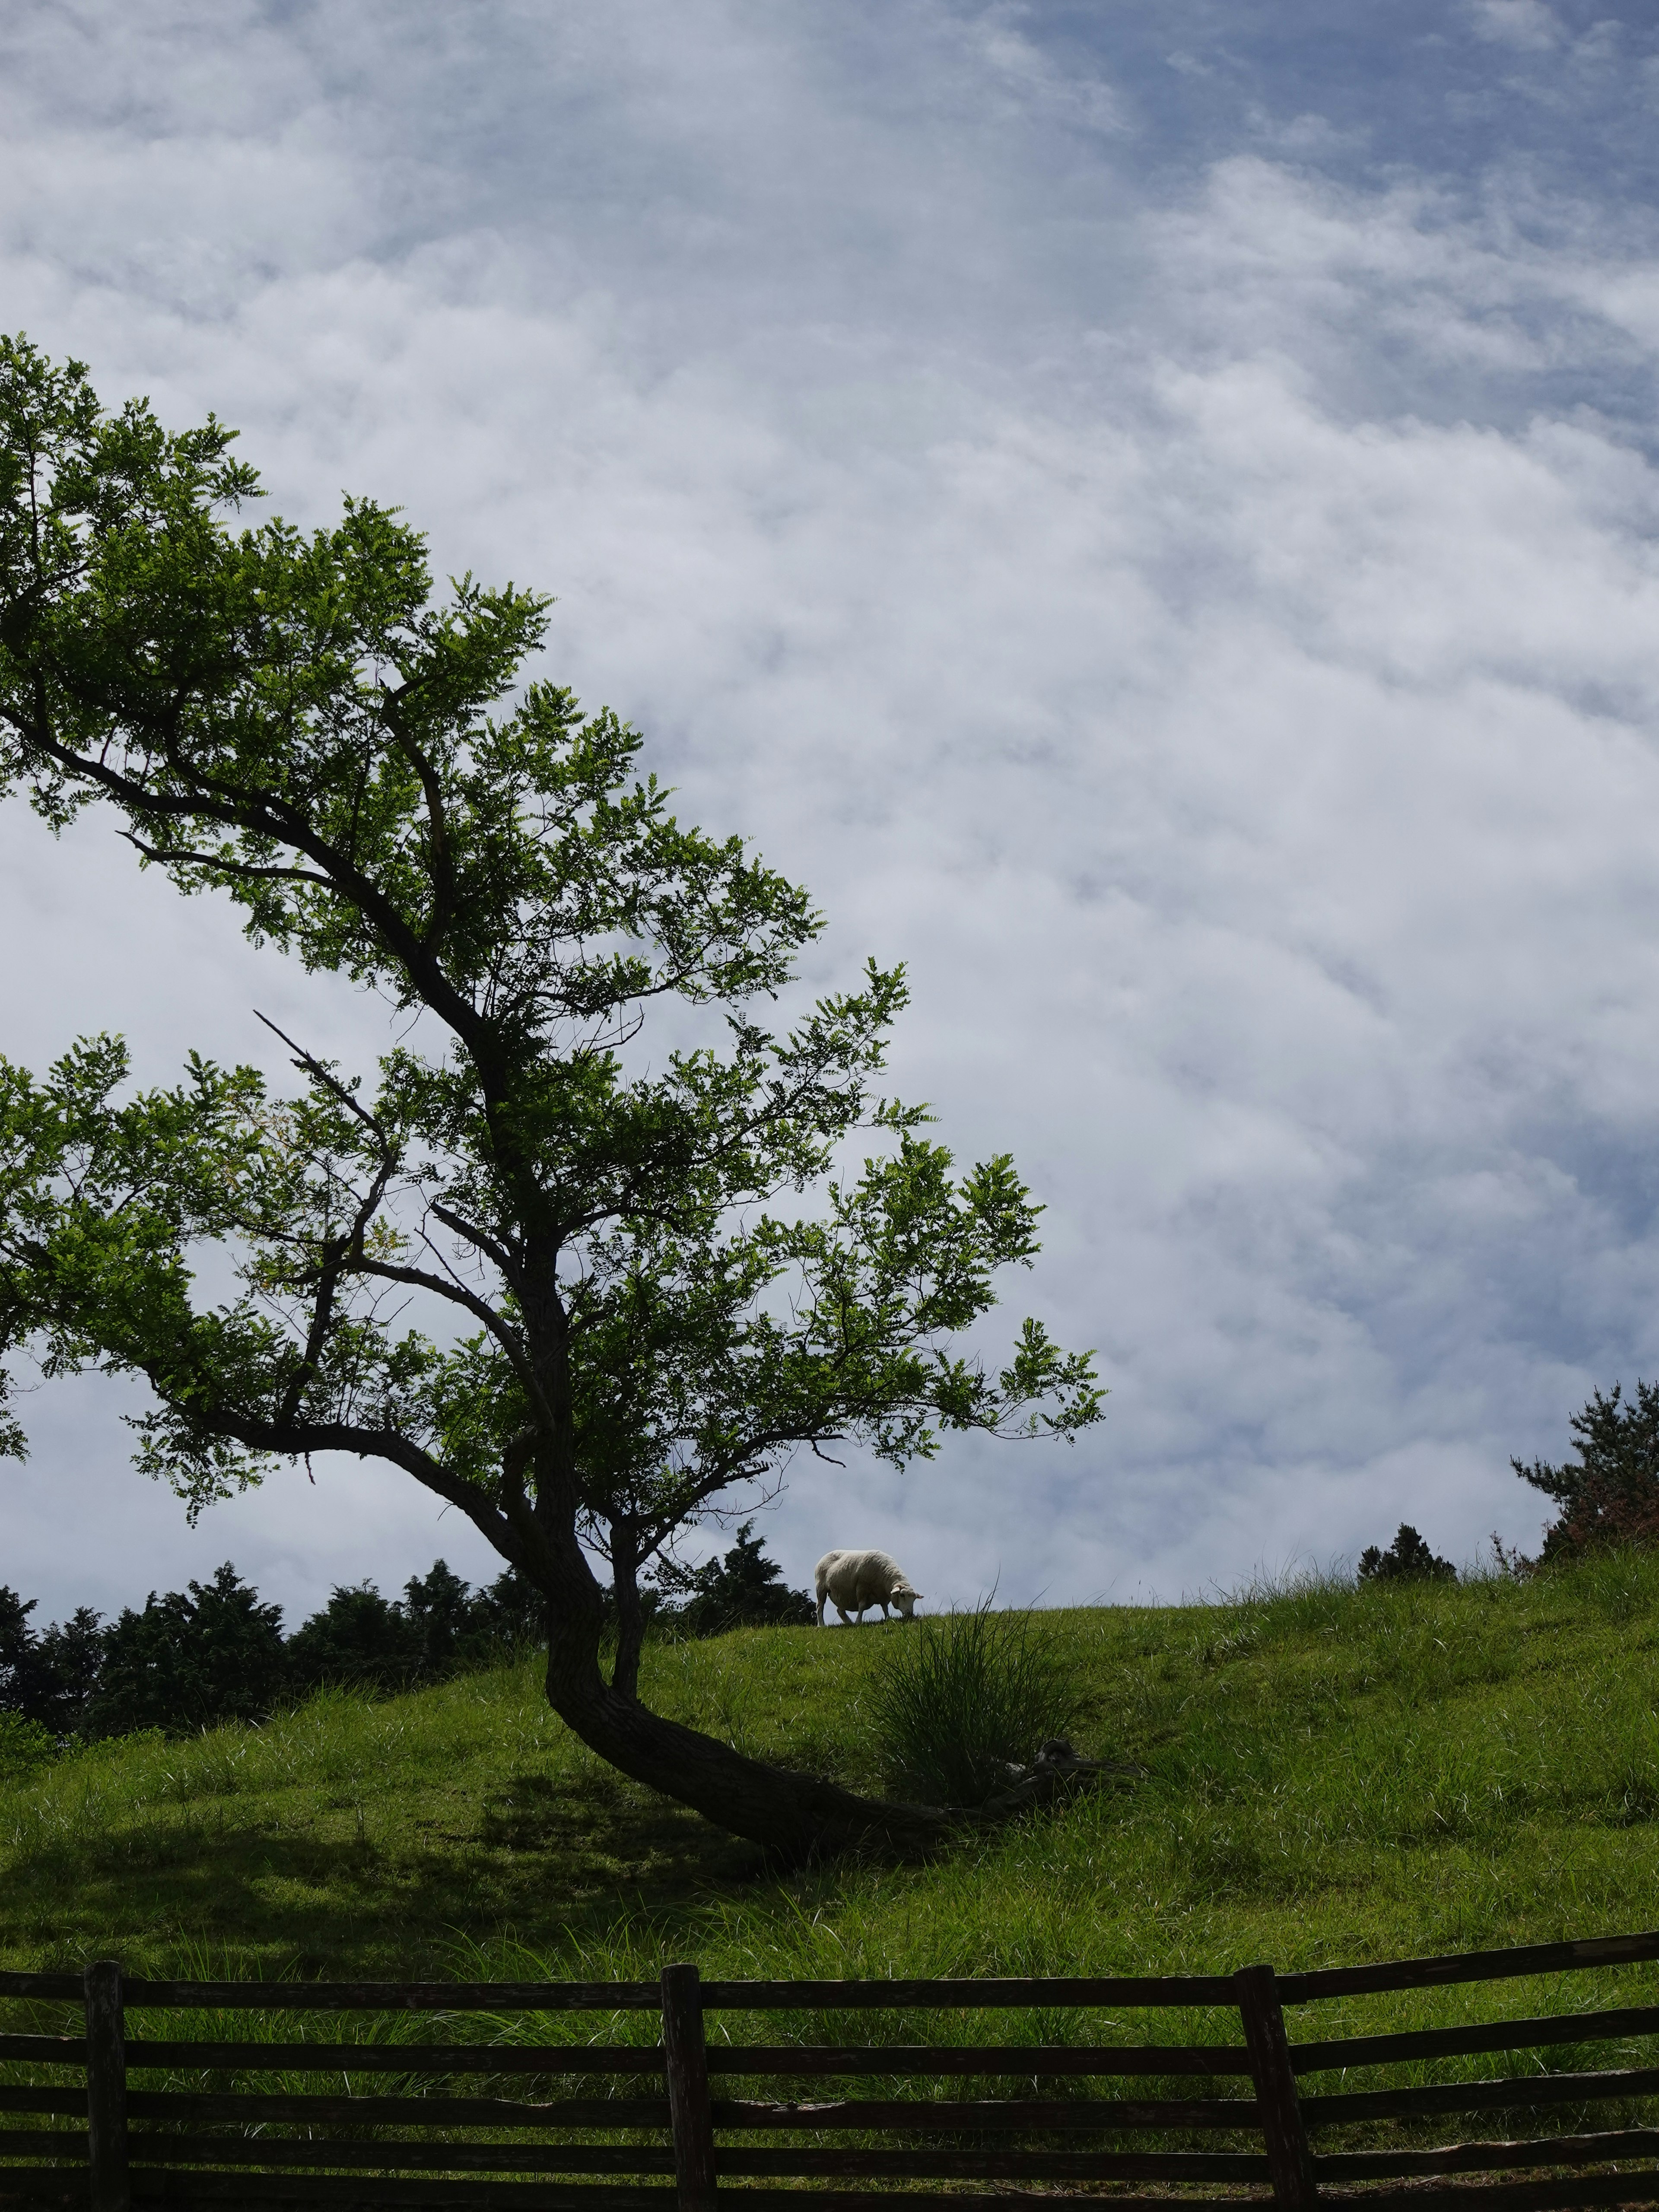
[868,1599,1086,1805]
[5,1552,1659,2021]
[13,1558,1659,2176]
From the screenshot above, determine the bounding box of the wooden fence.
[6,1929,1659,2209]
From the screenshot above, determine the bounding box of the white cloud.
[2,0,1659,1625]
[1470,1,1564,53]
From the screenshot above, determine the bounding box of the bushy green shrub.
[284,1583,418,1690]
[286,1561,544,1691]
[0,1587,106,1735]
[0,1710,54,1776]
[868,1601,1081,1807]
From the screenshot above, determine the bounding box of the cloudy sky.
[4,0,1659,1627]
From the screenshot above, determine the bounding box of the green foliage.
[0,1712,52,1777]
[282,1584,411,1691]
[1515,1381,1659,1560]
[867,1601,1083,1806]
[0,1585,106,1736]
[3,1555,543,1736]
[285,1560,543,1691]
[398,1558,489,1676]
[0,335,1101,1715]
[86,1564,286,1738]
[652,1523,814,1636]
[1357,1524,1456,1584]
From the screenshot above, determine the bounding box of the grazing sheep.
[814,1548,922,1626]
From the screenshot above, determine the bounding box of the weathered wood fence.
[5,1928,1659,2208]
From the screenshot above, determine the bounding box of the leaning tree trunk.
[607,1516,649,1705]
[524,1434,1122,1858]
[504,1468,934,1856]
[540,1582,1130,1859]
[543,1605,951,1858]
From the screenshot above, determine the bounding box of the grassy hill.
[4,1551,1659,2006]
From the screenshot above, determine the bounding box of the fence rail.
[3,1931,1659,2208]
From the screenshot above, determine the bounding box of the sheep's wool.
[814,1548,922,1625]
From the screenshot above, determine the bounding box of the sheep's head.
[892,1586,921,1619]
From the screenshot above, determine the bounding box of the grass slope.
[4,1552,1659,2006]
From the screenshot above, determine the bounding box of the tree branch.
[428,1200,524,1296]
[348,1254,549,1421]
[377,691,456,957]
[195,1406,523,1563]
[120,832,336,893]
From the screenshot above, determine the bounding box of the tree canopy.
[0,336,1102,1855]
[0,1555,546,1737]
[653,1520,816,1636]
[1357,1524,1456,1585]
[1513,1381,1659,1561]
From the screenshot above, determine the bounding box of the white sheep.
[814,1548,922,1626]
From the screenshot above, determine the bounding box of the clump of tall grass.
[867,1602,1082,1807]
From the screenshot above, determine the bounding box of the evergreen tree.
[1513,1382,1659,1559]
[286,1559,544,1691]
[1357,1524,1456,1584]
[30,1607,106,1733]
[400,1559,476,1675]
[284,1582,417,1691]
[467,1564,544,1653]
[5,1555,543,1735]
[0,1585,106,1735]
[86,1564,285,1736]
[657,1523,814,1635]
[0,1585,37,1712]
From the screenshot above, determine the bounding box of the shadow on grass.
[6,1766,771,1979]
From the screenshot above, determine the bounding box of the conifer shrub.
[1,1557,546,1740]
[86,1564,287,1737]
[651,1524,814,1636]
[1515,1381,1659,1560]
[1357,1525,1456,1584]
[0,1588,104,1735]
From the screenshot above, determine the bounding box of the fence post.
[661,1962,717,2212]
[1235,1961,1318,2211]
[83,1958,129,2212]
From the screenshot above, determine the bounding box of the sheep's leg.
[835,1603,852,1624]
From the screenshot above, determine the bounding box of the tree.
[283,1560,539,1690]
[1513,1381,1659,1560]
[284,1581,418,1691]
[1357,1524,1456,1585]
[398,1557,479,1676]
[467,1563,545,1653]
[85,1562,285,1737]
[0,1586,37,1713]
[0,338,1102,1857]
[29,1606,106,1734]
[0,1584,106,1736]
[655,1521,816,1635]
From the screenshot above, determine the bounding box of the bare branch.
[120,831,336,893]
[253,1010,389,1147]
[348,1254,548,1420]
[428,1200,524,1293]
